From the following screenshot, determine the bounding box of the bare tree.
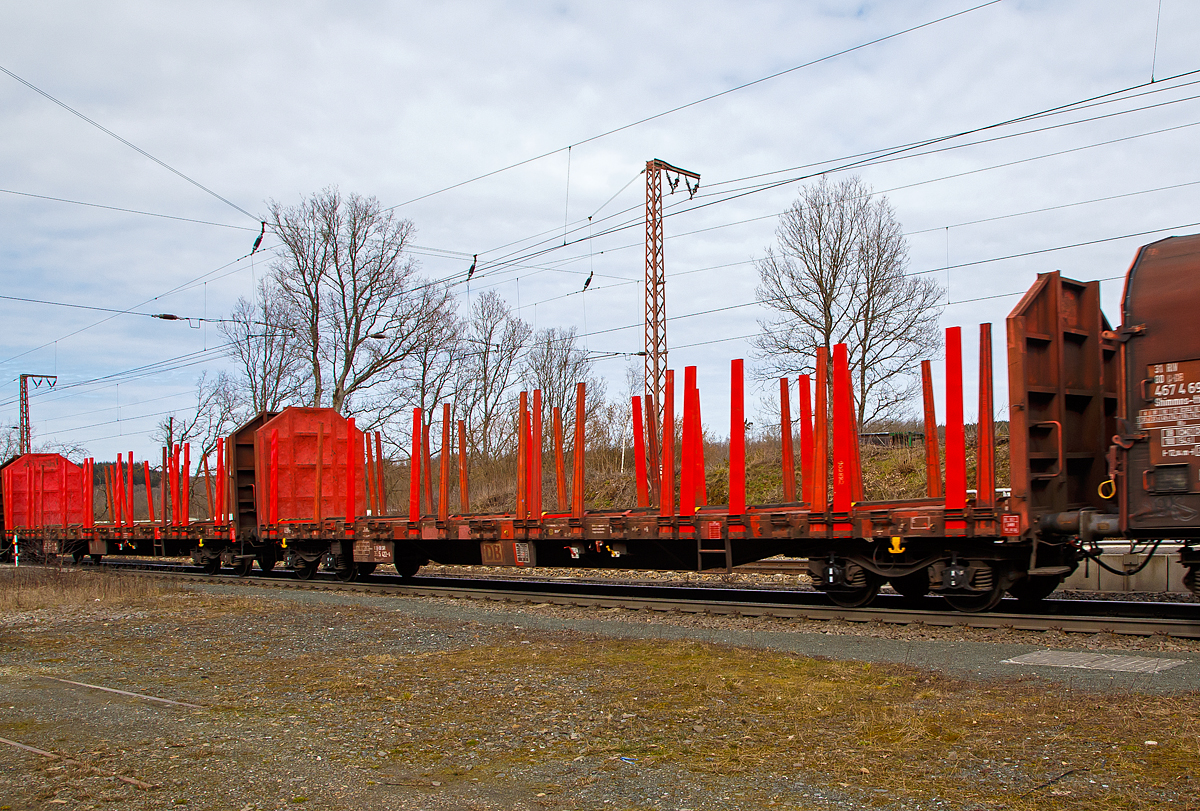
[753,175,942,426]
[521,326,609,448]
[152,371,243,460]
[220,278,305,414]
[458,291,531,460]
[268,187,456,414]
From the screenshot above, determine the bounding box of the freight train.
[4,235,1200,613]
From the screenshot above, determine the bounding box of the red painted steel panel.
[255,407,366,524]
[2,454,86,528]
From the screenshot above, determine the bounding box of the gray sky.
[2,0,1198,463]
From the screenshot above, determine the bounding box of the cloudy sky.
[2,0,1198,463]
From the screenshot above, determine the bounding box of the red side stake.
[571,383,586,519]
[680,367,696,517]
[691,381,707,506]
[944,326,967,516]
[976,323,996,510]
[645,394,660,507]
[409,408,422,523]
[214,441,223,526]
[920,360,942,499]
[729,360,745,516]
[517,392,528,520]
[347,417,358,529]
[524,408,535,518]
[780,378,796,502]
[812,349,829,515]
[458,420,469,514]
[831,344,854,515]
[439,405,450,522]
[181,445,190,525]
[660,370,676,518]
[553,407,567,512]
[421,424,434,517]
[632,396,649,508]
[532,390,543,518]
[375,432,387,516]
[142,460,155,525]
[798,374,814,505]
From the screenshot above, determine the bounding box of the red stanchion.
[532,390,543,517]
[458,420,469,514]
[921,360,942,499]
[660,370,676,518]
[680,367,696,517]
[798,374,814,505]
[729,360,745,516]
[517,391,528,521]
[812,350,830,514]
[977,323,995,509]
[832,344,854,515]
[347,418,358,528]
[632,396,648,508]
[409,408,422,523]
[945,326,967,515]
[780,378,796,502]
[572,383,586,519]
[439,406,450,522]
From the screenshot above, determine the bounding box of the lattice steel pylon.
[19,374,57,455]
[644,159,699,428]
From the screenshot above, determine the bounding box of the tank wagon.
[4,235,1200,612]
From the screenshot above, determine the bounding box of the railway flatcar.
[5,235,1200,612]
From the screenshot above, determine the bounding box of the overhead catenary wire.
[0,62,257,222]
[382,0,1004,212]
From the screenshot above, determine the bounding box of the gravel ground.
[1,570,1197,810]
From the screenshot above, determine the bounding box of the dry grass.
[3,590,1196,808]
[342,638,1199,810]
[0,566,171,611]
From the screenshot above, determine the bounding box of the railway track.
[97,559,1200,638]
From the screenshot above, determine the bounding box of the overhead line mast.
[19,373,57,454]
[644,159,699,434]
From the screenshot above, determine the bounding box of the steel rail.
[95,559,1200,638]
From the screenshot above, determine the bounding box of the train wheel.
[72,551,84,565]
[233,559,253,577]
[889,570,930,600]
[356,563,377,578]
[295,559,319,580]
[201,558,221,575]
[90,554,103,565]
[396,560,422,578]
[1007,574,1060,605]
[333,565,357,582]
[825,571,883,608]
[943,564,1005,613]
[256,549,277,573]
